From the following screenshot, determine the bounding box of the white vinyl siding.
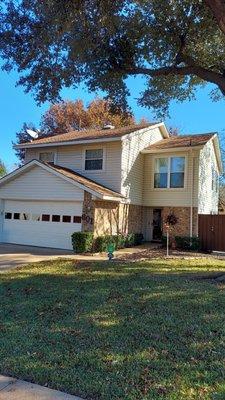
[198,139,219,214]
[0,165,84,201]
[121,126,164,204]
[143,151,199,207]
[25,142,122,193]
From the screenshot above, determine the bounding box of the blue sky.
[1,65,225,171]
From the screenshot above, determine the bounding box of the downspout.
[190,150,194,238]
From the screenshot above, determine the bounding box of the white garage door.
[2,200,82,250]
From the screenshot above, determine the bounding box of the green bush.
[94,235,112,252]
[71,232,94,253]
[134,233,144,245]
[114,234,126,249]
[72,231,144,253]
[175,236,200,251]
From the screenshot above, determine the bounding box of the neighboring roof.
[15,122,168,148]
[0,159,124,201]
[46,162,124,199]
[143,133,216,151]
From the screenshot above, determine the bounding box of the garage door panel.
[2,200,83,250]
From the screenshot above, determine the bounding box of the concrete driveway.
[0,243,75,272]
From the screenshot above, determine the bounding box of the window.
[170,157,185,188]
[73,216,82,223]
[52,214,60,222]
[13,213,20,220]
[85,149,103,170]
[39,152,55,163]
[5,212,12,219]
[62,215,71,223]
[154,156,185,189]
[42,214,50,222]
[154,158,168,188]
[21,213,30,220]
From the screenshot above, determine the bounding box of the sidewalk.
[0,375,83,400]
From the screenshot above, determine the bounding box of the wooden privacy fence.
[198,214,225,252]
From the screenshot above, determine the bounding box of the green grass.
[1,258,225,399]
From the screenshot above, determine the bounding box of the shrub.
[114,234,126,249]
[175,236,200,251]
[72,231,144,253]
[134,233,144,245]
[161,235,173,248]
[94,235,112,252]
[71,232,94,253]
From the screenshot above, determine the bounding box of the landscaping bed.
[1,258,225,399]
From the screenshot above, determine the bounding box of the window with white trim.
[154,156,185,188]
[39,152,55,163]
[85,149,103,170]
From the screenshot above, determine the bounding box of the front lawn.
[1,258,225,399]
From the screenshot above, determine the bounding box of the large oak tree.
[0,1,225,115]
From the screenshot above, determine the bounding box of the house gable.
[0,163,84,201]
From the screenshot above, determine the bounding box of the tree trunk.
[205,0,225,35]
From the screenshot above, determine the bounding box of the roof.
[143,133,216,151]
[0,159,124,201]
[16,123,160,148]
[46,162,124,199]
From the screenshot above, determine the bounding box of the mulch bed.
[117,247,213,262]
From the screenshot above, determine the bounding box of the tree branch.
[204,0,225,35]
[119,64,225,96]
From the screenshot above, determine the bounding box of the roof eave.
[141,145,204,154]
[15,136,122,149]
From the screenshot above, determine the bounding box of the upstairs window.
[170,157,185,188]
[39,152,55,163]
[85,149,103,171]
[154,158,168,188]
[154,156,185,188]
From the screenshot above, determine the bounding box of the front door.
[152,209,162,241]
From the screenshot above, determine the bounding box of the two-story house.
[0,123,222,249]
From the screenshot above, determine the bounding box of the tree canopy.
[0,0,225,115]
[15,98,135,163]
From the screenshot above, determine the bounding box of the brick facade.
[81,191,95,232]
[93,201,143,237]
[162,207,198,238]
[81,194,199,241]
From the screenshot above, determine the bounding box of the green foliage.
[71,231,94,253]
[0,1,225,115]
[175,236,200,251]
[77,232,144,253]
[0,159,7,177]
[94,235,113,253]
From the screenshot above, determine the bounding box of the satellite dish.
[26,129,39,139]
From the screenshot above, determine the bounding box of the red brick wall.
[162,207,198,238]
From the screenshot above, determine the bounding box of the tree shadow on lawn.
[0,259,225,400]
